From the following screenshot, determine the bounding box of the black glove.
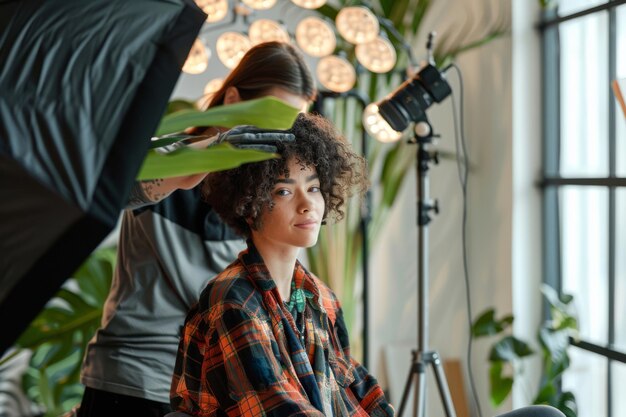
[213,125,295,153]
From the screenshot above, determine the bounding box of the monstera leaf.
[4,248,116,416]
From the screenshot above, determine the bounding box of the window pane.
[612,361,626,417]
[616,5,626,176]
[559,0,607,16]
[616,189,626,352]
[560,13,609,177]
[560,186,608,345]
[563,348,607,417]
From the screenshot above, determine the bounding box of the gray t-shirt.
[80,187,245,403]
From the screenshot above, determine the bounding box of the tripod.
[397,121,457,417]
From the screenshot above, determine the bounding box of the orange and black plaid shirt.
[170,242,394,416]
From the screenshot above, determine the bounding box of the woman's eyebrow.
[275,174,319,185]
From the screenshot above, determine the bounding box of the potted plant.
[471,285,579,417]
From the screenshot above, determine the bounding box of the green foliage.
[472,309,514,337]
[539,0,558,10]
[7,247,117,416]
[156,96,300,136]
[138,143,279,180]
[137,96,300,180]
[166,99,196,115]
[471,285,579,415]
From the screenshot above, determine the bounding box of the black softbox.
[0,0,206,354]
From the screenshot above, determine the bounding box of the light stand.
[397,120,457,417]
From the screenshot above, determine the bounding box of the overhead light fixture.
[197,77,224,109]
[355,36,396,73]
[249,19,290,45]
[316,55,356,93]
[295,16,336,58]
[216,31,251,69]
[241,0,276,10]
[195,0,229,23]
[204,77,224,97]
[335,6,379,44]
[362,103,402,143]
[290,0,326,8]
[182,38,210,74]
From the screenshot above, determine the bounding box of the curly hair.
[202,113,368,237]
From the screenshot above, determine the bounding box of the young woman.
[171,113,394,417]
[78,42,316,417]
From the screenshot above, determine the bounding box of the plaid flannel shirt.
[171,242,394,417]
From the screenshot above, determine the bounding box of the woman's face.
[251,158,325,250]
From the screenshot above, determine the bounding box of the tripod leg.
[430,352,457,417]
[398,355,417,417]
[398,352,427,417]
[415,362,426,417]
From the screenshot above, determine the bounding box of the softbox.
[0,0,206,354]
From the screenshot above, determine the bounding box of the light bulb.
[316,55,356,93]
[362,102,402,143]
[241,0,276,10]
[335,6,379,44]
[216,32,251,69]
[182,38,210,74]
[290,0,326,8]
[355,36,396,73]
[195,0,229,23]
[197,78,224,109]
[295,17,336,58]
[249,19,290,45]
[204,77,224,96]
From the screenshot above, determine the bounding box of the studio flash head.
[378,64,452,132]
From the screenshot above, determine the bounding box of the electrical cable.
[447,62,484,417]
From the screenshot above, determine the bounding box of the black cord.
[448,62,484,417]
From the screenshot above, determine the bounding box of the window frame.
[539,1,626,416]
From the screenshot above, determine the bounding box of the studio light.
[241,0,276,10]
[182,38,210,74]
[290,0,326,9]
[362,103,402,143]
[295,17,336,58]
[196,0,229,23]
[355,36,396,73]
[335,6,379,44]
[316,55,356,93]
[216,31,251,69]
[203,77,224,96]
[248,19,290,45]
[197,77,224,109]
[375,64,452,133]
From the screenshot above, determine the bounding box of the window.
[540,1,626,417]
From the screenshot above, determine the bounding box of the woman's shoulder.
[198,261,265,317]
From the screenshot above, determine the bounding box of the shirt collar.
[239,239,323,310]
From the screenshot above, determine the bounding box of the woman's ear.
[224,86,242,104]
